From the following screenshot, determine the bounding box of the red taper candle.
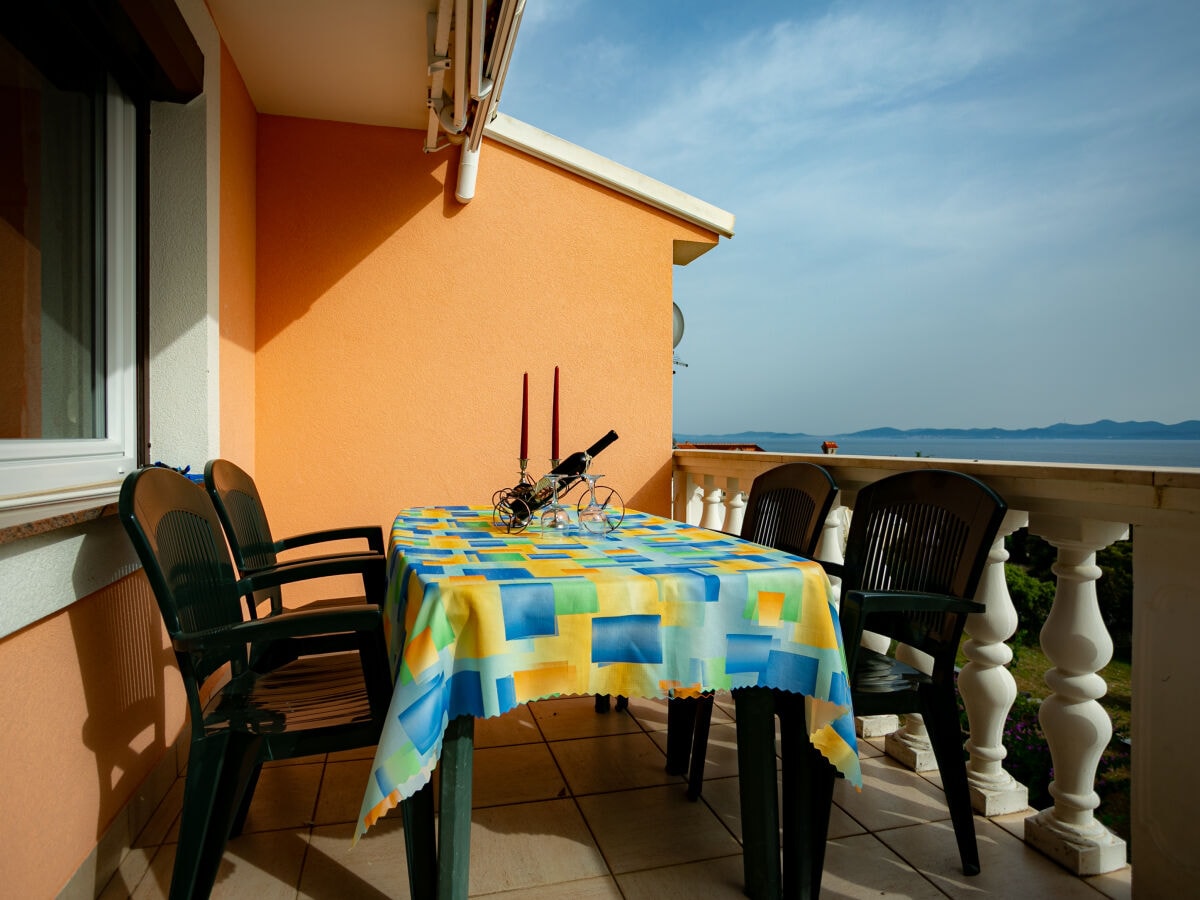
[520,372,529,460]
[552,366,560,460]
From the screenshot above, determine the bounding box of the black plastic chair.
[119,466,396,900]
[204,457,385,607]
[667,462,839,799]
[204,459,386,668]
[737,468,1006,898]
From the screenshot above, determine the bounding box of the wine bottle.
[516,430,619,518]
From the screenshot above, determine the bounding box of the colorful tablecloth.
[356,506,862,840]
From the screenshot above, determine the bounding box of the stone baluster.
[1024,515,1128,875]
[684,484,704,526]
[724,488,746,536]
[699,480,726,530]
[959,510,1030,814]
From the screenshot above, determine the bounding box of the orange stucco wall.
[218,39,257,468]
[253,115,715,566]
[0,572,185,897]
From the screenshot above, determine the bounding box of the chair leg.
[228,761,262,838]
[666,696,697,775]
[779,693,835,900]
[921,684,980,876]
[403,782,437,900]
[734,687,781,900]
[438,715,475,900]
[172,731,263,900]
[686,693,714,800]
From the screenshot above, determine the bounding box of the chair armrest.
[174,604,383,654]
[276,525,385,555]
[238,553,386,606]
[839,590,984,676]
[844,591,984,617]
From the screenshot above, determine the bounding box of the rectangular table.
[355,506,863,896]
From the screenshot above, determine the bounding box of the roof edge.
[485,113,735,239]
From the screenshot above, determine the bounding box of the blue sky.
[499,0,1200,434]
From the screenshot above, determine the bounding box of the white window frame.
[0,82,138,528]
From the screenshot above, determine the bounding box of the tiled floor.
[99,694,1132,899]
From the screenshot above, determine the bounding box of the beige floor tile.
[578,783,742,874]
[615,853,747,899]
[126,845,173,900]
[699,773,864,843]
[471,742,568,807]
[857,737,884,759]
[474,703,542,748]
[550,732,680,795]
[990,806,1037,840]
[1086,864,1132,900]
[648,719,742,781]
[468,799,609,895]
[623,695,671,731]
[832,754,953,832]
[529,695,643,741]
[97,846,160,900]
[315,757,374,825]
[821,832,946,898]
[625,695,735,735]
[302,818,412,899]
[475,875,622,899]
[241,762,324,832]
[134,778,184,847]
[327,744,378,762]
[134,830,310,900]
[877,817,1106,898]
[215,829,312,899]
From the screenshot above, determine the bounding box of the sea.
[730,437,1200,468]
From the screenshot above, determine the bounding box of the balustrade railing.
[673,448,1200,897]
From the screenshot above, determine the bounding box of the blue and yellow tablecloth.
[356,506,861,839]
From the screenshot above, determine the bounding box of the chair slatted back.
[740,463,838,559]
[205,458,280,571]
[120,467,249,688]
[842,469,1005,665]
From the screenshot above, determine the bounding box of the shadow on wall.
[254,119,450,351]
[69,551,177,840]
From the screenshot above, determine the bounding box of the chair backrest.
[204,458,279,572]
[841,469,1006,663]
[740,462,838,559]
[119,466,249,689]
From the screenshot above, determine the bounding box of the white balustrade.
[960,510,1030,814]
[1024,515,1129,874]
[672,447,1200,894]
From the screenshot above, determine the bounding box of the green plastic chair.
[737,468,1006,898]
[204,458,386,669]
[119,466,399,900]
[667,462,838,799]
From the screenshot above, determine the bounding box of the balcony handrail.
[673,448,1200,529]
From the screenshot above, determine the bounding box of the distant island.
[675,419,1200,443]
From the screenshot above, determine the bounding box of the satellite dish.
[672,303,685,349]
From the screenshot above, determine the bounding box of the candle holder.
[492,456,625,536]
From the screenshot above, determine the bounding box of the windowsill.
[0,501,120,546]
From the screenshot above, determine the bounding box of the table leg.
[437,715,475,900]
[779,693,835,899]
[402,783,436,899]
[734,687,781,899]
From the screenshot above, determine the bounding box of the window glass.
[0,31,136,519]
[1,32,106,440]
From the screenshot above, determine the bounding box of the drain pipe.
[455,0,526,202]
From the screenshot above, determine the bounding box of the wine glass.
[539,472,573,534]
[577,473,624,535]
